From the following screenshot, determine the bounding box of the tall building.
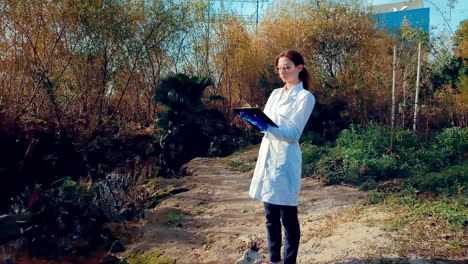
[371,0,430,34]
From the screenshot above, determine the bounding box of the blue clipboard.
[232,107,278,127]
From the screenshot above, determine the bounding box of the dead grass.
[371,194,467,259]
[302,194,466,260]
[304,205,366,239]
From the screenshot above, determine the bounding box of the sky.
[211,0,467,36]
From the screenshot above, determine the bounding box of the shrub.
[313,123,404,185]
[306,125,467,195]
[300,131,327,146]
[301,143,327,177]
[207,131,259,157]
[364,191,386,205]
[313,149,347,185]
[420,127,468,172]
[406,162,468,195]
[24,178,115,257]
[154,74,212,177]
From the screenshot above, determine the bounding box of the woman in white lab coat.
[240,49,315,264]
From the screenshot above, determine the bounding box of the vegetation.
[378,193,466,258]
[13,178,118,257]
[153,73,213,177]
[165,211,183,227]
[300,124,467,259]
[302,125,467,194]
[121,249,175,264]
[0,0,466,261]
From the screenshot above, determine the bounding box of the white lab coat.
[249,82,315,206]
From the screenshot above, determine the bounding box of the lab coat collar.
[282,82,304,96]
[276,82,304,107]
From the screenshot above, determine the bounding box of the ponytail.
[299,66,311,91]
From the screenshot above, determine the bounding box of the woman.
[240,49,315,264]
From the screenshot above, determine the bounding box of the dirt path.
[120,146,415,263]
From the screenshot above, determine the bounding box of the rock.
[108,240,125,253]
[237,234,263,251]
[235,249,267,264]
[119,203,137,221]
[99,254,122,264]
[0,214,31,245]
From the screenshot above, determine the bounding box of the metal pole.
[413,42,421,131]
[391,46,396,129]
[256,0,259,25]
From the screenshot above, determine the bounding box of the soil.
[119,146,406,264]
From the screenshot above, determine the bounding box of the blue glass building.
[371,8,430,34]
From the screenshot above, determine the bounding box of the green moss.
[165,211,183,227]
[139,178,175,208]
[228,160,254,172]
[224,144,257,159]
[123,249,175,264]
[195,206,206,215]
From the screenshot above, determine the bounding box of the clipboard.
[232,107,278,127]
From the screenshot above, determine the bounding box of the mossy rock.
[122,248,175,264]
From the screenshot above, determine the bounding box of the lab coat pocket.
[273,142,288,169]
[271,167,295,193]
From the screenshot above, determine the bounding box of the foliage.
[207,134,248,157]
[452,19,468,60]
[208,127,262,157]
[0,0,206,139]
[165,211,183,227]
[314,123,408,184]
[299,130,328,146]
[379,193,467,258]
[195,206,207,215]
[304,124,467,195]
[228,160,255,173]
[0,0,465,142]
[301,143,328,177]
[21,178,116,257]
[406,163,467,195]
[259,1,391,135]
[154,73,212,177]
[0,119,156,213]
[122,249,175,264]
[364,191,387,205]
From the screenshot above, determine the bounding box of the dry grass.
[365,194,467,259]
[381,204,466,258]
[304,205,366,239]
[302,194,466,260]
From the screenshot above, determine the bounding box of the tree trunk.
[401,66,408,127]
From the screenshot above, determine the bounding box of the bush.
[300,131,327,146]
[313,149,347,185]
[305,124,467,195]
[154,74,212,177]
[406,162,468,195]
[421,127,468,172]
[207,128,261,157]
[365,191,386,205]
[301,143,327,177]
[23,178,116,257]
[314,123,404,185]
